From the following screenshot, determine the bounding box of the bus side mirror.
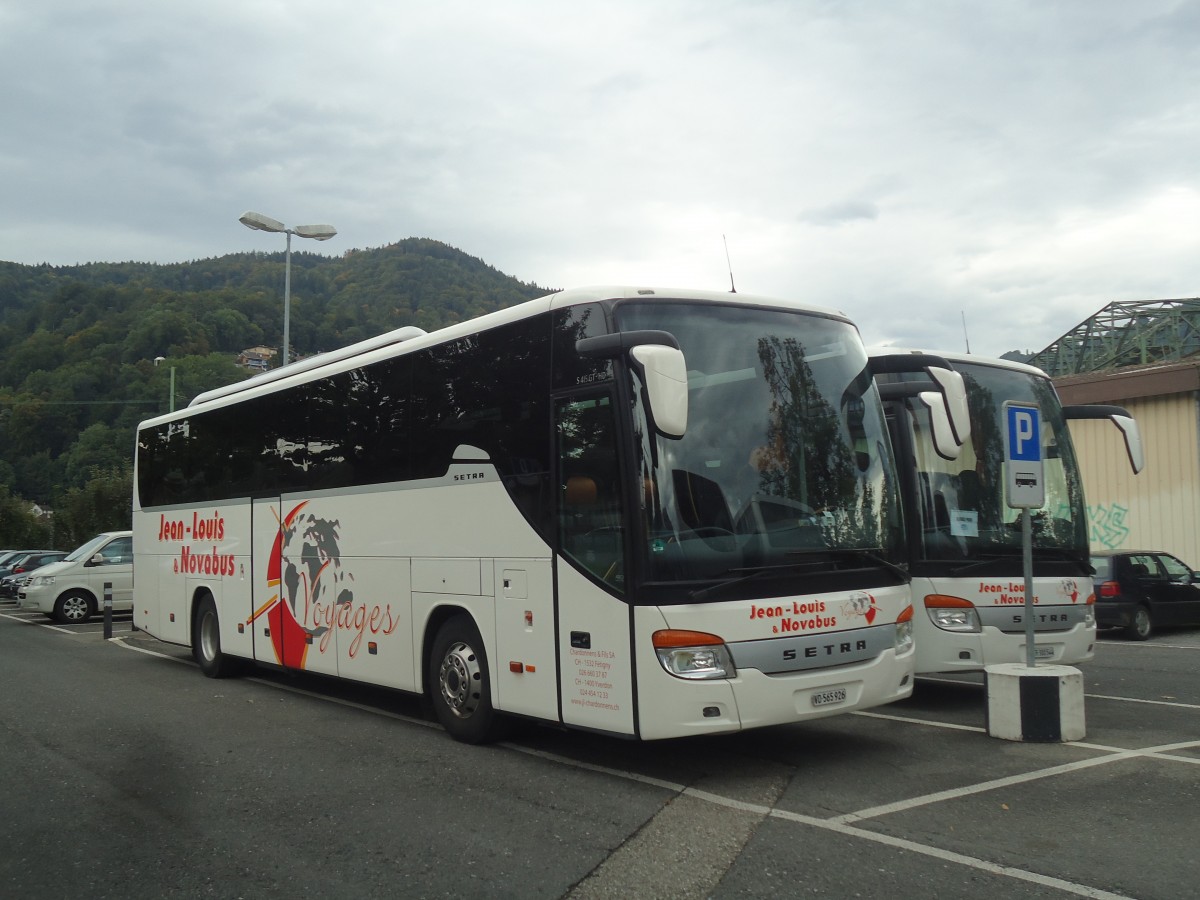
[630,344,688,439]
[918,391,963,461]
[868,352,971,456]
[925,366,970,448]
[577,329,688,439]
[1062,405,1145,474]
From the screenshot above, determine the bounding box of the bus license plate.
[1034,646,1055,660]
[811,688,847,707]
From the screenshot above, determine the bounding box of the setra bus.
[132,286,967,743]
[869,349,1142,675]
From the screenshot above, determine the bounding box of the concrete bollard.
[102,581,112,640]
[984,663,1085,742]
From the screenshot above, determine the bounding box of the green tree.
[54,468,133,549]
[0,486,53,548]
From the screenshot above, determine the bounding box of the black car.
[1091,550,1200,640]
[0,551,66,598]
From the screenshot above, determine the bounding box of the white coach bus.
[133,286,966,743]
[869,349,1142,675]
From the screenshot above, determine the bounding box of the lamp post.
[238,211,337,366]
[153,356,176,412]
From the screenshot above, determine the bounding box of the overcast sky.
[3,1,1198,357]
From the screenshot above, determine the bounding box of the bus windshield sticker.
[950,509,978,537]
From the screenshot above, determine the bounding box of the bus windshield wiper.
[951,546,1085,576]
[689,549,906,602]
[813,548,909,581]
[688,561,828,601]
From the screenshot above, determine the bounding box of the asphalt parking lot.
[2,596,1196,899]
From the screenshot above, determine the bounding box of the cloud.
[799,201,880,227]
[1,0,1198,357]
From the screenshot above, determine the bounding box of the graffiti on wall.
[1088,503,1131,550]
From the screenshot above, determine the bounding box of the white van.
[18,531,133,624]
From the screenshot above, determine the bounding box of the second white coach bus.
[870,349,1142,675]
[133,286,966,743]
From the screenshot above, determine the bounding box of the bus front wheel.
[193,594,239,678]
[429,615,507,744]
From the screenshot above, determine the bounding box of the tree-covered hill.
[0,239,553,547]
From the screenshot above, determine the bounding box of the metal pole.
[1023,507,1035,667]
[169,366,175,413]
[283,229,293,367]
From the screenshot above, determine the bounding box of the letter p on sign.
[1014,411,1034,453]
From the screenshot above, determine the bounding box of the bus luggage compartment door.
[493,558,557,719]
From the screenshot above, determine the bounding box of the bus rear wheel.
[193,594,239,678]
[429,614,508,744]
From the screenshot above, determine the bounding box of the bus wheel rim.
[201,612,218,660]
[439,641,480,719]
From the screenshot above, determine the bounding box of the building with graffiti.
[1029,299,1200,568]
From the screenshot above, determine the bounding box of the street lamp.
[154,356,176,412]
[238,211,337,366]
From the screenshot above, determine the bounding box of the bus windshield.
[898,362,1088,563]
[616,301,902,592]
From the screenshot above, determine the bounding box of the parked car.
[1091,550,1200,640]
[0,550,65,584]
[0,572,31,599]
[0,550,46,580]
[17,532,133,624]
[0,551,67,598]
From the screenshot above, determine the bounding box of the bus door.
[250,497,339,677]
[554,393,636,736]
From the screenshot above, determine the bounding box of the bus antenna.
[723,235,736,293]
[961,310,971,353]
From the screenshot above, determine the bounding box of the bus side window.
[557,394,625,590]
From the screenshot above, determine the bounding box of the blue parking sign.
[1004,402,1043,508]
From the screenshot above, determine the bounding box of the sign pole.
[1022,507,1034,667]
[1003,401,1044,667]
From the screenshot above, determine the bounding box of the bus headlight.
[895,605,915,654]
[653,630,735,680]
[30,575,55,587]
[924,594,981,633]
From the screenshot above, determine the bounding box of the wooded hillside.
[0,239,552,547]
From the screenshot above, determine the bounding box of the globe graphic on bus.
[266,502,353,667]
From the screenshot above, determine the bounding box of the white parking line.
[109,636,191,660]
[921,675,1200,710]
[830,738,1200,826]
[1097,640,1200,651]
[1087,692,1200,710]
[853,709,986,732]
[515,743,1136,900]
[769,808,1136,900]
[0,611,75,634]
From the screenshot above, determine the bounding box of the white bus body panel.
[913,575,1095,674]
[135,503,253,657]
[135,468,558,720]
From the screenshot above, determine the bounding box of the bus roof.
[141,285,854,430]
[867,347,1051,380]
